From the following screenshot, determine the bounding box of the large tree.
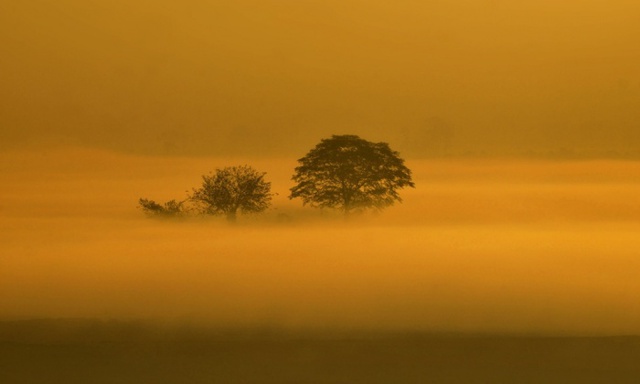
[290,135,414,215]
[190,165,273,222]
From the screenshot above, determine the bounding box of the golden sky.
[1,0,640,157]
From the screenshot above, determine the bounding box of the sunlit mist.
[2,149,640,335]
[2,1,640,381]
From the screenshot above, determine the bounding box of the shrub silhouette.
[138,198,185,217]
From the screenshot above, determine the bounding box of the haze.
[2,0,640,157]
[4,3,640,382]
[1,149,639,335]
[2,0,640,332]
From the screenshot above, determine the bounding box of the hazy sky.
[2,0,639,157]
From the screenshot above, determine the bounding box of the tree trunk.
[343,203,352,219]
[343,192,352,218]
[226,211,237,223]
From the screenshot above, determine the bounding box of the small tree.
[190,165,273,222]
[138,198,185,217]
[290,135,414,215]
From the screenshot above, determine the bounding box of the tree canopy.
[190,165,273,222]
[290,135,414,214]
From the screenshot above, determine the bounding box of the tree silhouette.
[190,165,273,222]
[290,135,414,215]
[138,198,185,217]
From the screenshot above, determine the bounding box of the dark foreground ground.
[2,320,640,384]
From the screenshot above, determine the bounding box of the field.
[3,319,640,383]
[2,148,640,382]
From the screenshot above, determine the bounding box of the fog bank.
[1,149,640,335]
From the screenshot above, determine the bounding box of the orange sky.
[2,0,640,157]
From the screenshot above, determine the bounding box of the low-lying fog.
[2,148,640,335]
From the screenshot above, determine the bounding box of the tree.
[290,135,414,215]
[138,198,185,217]
[190,165,273,222]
